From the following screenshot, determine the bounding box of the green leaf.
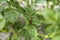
[56,10,60,25]
[0,0,7,3]
[45,25,59,34]
[52,35,60,40]
[4,8,19,23]
[32,14,45,26]
[0,14,5,30]
[35,0,44,3]
[52,0,58,5]
[24,26,37,40]
[30,27,37,40]
[37,9,57,24]
[0,6,3,12]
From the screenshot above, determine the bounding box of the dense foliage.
[0,0,60,40]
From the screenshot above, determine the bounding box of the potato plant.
[0,0,60,40]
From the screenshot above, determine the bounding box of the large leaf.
[4,9,19,23]
[56,9,60,25]
[0,1,8,12]
[24,26,38,40]
[52,35,60,40]
[0,0,7,3]
[19,26,38,40]
[0,14,5,30]
[36,9,57,24]
[45,25,59,34]
[0,6,3,12]
[52,0,59,5]
[32,14,45,26]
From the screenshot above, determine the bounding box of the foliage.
[0,0,60,40]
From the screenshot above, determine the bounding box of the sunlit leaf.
[52,35,60,40]
[0,14,5,30]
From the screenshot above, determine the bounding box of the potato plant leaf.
[0,14,5,30]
